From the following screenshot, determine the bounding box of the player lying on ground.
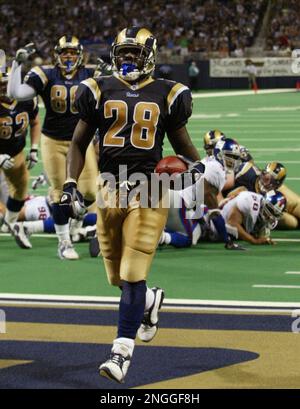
[159,138,244,249]
[206,190,286,245]
[0,193,97,248]
[202,129,298,230]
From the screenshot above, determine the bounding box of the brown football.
[155,156,188,175]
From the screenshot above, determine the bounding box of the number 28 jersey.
[24,65,94,140]
[75,74,192,177]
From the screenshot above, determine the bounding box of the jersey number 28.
[103,100,160,150]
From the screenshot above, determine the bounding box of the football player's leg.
[2,151,28,226]
[2,152,32,248]
[119,206,168,343]
[41,135,78,258]
[97,186,126,286]
[277,212,298,229]
[278,185,300,228]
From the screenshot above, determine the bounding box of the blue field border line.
[0,293,300,313]
[0,305,296,332]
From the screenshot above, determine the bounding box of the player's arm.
[226,206,270,245]
[167,126,200,161]
[166,85,200,162]
[227,186,247,199]
[7,44,37,100]
[26,113,41,170]
[66,119,96,181]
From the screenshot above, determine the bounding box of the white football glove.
[15,42,36,64]
[0,154,15,170]
[26,147,38,169]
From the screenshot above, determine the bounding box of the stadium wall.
[155,61,299,90]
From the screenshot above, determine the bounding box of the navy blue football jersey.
[24,65,94,140]
[0,98,38,156]
[75,75,192,178]
[234,162,261,192]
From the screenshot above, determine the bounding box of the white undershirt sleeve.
[7,60,37,100]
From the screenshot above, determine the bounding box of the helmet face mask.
[203,130,226,156]
[54,36,83,74]
[111,27,157,82]
[258,162,286,194]
[213,138,241,172]
[259,191,286,230]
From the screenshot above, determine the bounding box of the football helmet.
[213,138,241,172]
[203,130,226,156]
[258,162,286,194]
[259,190,286,229]
[54,36,83,73]
[111,27,157,82]
[239,145,253,163]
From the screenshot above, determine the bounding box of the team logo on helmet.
[213,138,241,172]
[259,190,286,229]
[203,130,226,155]
[54,36,83,73]
[111,27,157,82]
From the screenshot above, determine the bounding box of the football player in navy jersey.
[0,52,41,249]
[8,37,98,260]
[61,27,201,383]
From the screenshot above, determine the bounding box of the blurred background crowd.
[0,0,299,63]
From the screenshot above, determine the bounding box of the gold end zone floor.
[0,305,299,389]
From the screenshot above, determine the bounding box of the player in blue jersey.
[8,38,98,259]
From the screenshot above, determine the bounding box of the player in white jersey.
[208,190,286,244]
[160,138,243,249]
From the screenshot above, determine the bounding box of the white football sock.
[55,223,70,242]
[4,209,19,224]
[113,337,134,357]
[23,220,44,234]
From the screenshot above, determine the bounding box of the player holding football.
[8,37,98,259]
[60,27,201,383]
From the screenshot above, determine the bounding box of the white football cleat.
[12,223,32,249]
[99,342,131,384]
[58,240,79,260]
[137,287,164,342]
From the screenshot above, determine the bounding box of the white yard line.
[0,293,299,311]
[253,285,300,289]
[192,89,296,98]
[285,272,300,275]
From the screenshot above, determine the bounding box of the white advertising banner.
[210,58,298,78]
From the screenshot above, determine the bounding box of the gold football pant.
[41,134,98,203]
[96,182,168,286]
[278,185,300,229]
[3,150,28,201]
